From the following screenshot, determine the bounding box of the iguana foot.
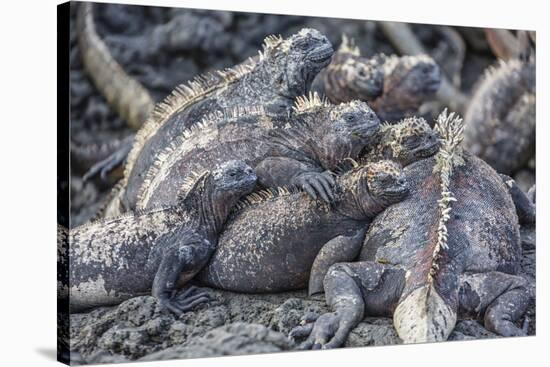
[289,312,318,340]
[295,311,353,349]
[293,171,336,203]
[159,286,210,316]
[83,136,133,182]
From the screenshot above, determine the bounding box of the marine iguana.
[463,56,535,175]
[197,160,408,295]
[60,160,257,314]
[291,111,535,348]
[107,94,381,216]
[311,35,385,104]
[312,36,441,122]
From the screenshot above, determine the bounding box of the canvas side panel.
[57,2,71,365]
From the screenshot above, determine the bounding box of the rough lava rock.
[70,223,534,364]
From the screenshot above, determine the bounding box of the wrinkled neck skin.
[245,58,309,111]
[181,182,234,240]
[361,129,394,162]
[372,76,422,120]
[333,172,388,221]
[319,135,368,171]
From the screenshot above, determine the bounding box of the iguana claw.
[294,171,335,203]
[159,286,210,316]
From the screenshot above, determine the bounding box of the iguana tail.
[76,2,154,130]
[393,110,464,343]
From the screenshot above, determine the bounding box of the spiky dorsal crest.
[339,34,361,56]
[123,59,260,183]
[232,186,301,213]
[428,109,464,282]
[292,92,331,114]
[135,105,268,210]
[176,170,212,210]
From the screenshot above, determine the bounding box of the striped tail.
[76,2,154,130]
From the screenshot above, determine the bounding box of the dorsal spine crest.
[428,109,464,283]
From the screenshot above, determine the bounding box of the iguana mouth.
[415,140,440,158]
[308,45,334,66]
[423,78,441,94]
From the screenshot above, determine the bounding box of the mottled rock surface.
[70,224,534,364]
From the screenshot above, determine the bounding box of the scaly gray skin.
[293,111,535,348]
[463,57,535,175]
[197,160,408,295]
[312,37,441,122]
[58,160,257,314]
[125,29,334,190]
[359,116,440,168]
[108,96,380,216]
[311,36,385,103]
[369,54,441,122]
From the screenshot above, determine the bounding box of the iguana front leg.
[152,231,215,315]
[308,229,366,296]
[459,272,530,337]
[255,157,335,203]
[500,174,536,225]
[292,261,405,349]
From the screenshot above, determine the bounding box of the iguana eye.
[403,136,419,145]
[344,114,356,123]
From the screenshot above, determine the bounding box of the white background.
[0,0,546,366]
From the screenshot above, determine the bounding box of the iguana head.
[382,54,441,103]
[210,160,258,203]
[365,160,409,205]
[373,117,440,166]
[179,160,257,232]
[336,160,408,219]
[259,28,334,100]
[323,38,385,103]
[295,95,381,170]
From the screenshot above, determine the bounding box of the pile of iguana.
[77,2,334,181]
[66,4,535,354]
[291,111,535,347]
[312,36,442,122]
[104,93,381,216]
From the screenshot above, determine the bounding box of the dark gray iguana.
[106,94,381,216]
[197,160,409,296]
[312,36,442,122]
[291,111,535,348]
[59,160,257,314]
[463,56,535,175]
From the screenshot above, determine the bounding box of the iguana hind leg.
[293,261,405,349]
[152,231,215,315]
[308,229,366,296]
[459,272,530,337]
